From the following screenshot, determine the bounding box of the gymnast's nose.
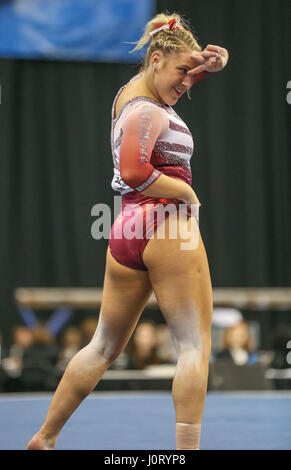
[181,74,193,90]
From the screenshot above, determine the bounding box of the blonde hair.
[223,320,254,353]
[131,12,202,71]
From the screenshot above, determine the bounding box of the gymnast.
[27,12,228,450]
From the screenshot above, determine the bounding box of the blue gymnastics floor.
[0,391,290,450]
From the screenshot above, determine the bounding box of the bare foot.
[27,433,56,450]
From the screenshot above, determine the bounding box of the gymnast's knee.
[176,341,211,370]
[87,335,122,365]
[82,317,125,364]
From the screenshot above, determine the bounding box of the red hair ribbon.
[168,19,179,30]
[150,18,179,36]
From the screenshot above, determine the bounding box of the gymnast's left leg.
[27,248,152,450]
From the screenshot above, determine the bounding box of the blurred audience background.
[214,319,258,365]
[0,310,290,392]
[127,320,163,370]
[55,326,83,375]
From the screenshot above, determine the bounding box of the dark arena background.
[0,0,290,451]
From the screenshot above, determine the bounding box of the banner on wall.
[0,0,155,62]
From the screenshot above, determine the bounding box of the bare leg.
[27,248,152,450]
[143,213,213,449]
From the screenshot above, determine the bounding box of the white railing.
[14,287,291,310]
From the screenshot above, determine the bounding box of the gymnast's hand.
[188,45,229,75]
[180,185,201,208]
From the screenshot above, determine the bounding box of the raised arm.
[188,45,229,76]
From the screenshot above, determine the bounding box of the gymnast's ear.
[150,50,163,69]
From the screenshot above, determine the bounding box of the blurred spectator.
[266,328,291,390]
[11,325,34,352]
[215,319,258,365]
[80,316,98,347]
[21,324,59,391]
[56,326,83,373]
[212,308,243,328]
[5,326,33,371]
[156,324,176,364]
[128,320,161,370]
[1,326,34,391]
[0,330,3,362]
[270,329,291,370]
[0,330,4,392]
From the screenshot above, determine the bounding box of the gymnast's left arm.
[188,45,229,81]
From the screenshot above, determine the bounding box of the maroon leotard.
[109,72,209,270]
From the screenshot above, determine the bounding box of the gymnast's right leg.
[143,212,213,450]
[27,248,152,450]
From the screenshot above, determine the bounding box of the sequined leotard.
[109,73,208,270]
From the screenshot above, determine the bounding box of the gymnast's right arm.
[119,103,200,206]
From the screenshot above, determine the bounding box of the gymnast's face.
[150,49,195,105]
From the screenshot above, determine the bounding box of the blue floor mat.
[0,391,290,450]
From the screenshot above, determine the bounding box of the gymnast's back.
[111,75,194,197]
